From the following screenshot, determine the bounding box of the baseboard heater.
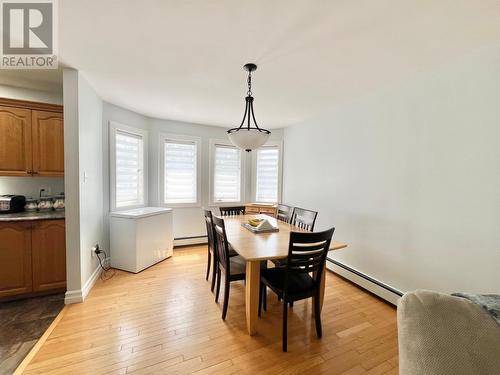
[326,257,403,306]
[174,235,208,247]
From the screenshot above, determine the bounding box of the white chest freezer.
[110,207,173,273]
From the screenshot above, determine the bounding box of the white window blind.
[164,140,197,204]
[213,144,241,202]
[255,146,279,203]
[115,130,144,208]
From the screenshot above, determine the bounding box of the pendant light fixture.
[227,63,271,152]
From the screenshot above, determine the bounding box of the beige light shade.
[227,129,271,151]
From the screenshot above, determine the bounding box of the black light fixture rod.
[239,98,249,128]
[250,99,261,131]
[227,63,271,136]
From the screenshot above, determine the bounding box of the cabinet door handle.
[27,170,33,175]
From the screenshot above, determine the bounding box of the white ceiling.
[44,1,500,127]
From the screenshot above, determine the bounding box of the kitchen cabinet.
[0,219,66,300]
[0,99,64,177]
[0,222,32,298]
[0,106,32,176]
[32,110,64,176]
[32,220,66,292]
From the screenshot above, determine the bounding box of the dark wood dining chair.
[204,209,237,292]
[290,207,318,231]
[212,215,262,320]
[219,206,245,216]
[277,204,294,223]
[259,227,335,352]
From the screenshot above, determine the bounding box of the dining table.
[220,214,348,336]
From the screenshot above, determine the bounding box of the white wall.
[77,74,104,289]
[283,43,500,295]
[0,177,64,198]
[63,69,104,303]
[0,84,63,104]
[63,70,81,298]
[102,102,284,251]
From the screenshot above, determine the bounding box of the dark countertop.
[0,210,65,222]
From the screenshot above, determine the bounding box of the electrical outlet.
[91,244,99,257]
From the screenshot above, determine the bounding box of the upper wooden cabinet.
[0,106,32,176]
[0,98,64,177]
[32,110,64,176]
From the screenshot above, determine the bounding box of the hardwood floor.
[22,245,398,375]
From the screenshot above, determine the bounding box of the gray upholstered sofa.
[397,290,500,375]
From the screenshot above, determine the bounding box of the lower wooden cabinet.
[0,219,65,299]
[32,220,66,292]
[0,222,32,298]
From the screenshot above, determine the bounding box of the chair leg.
[206,251,211,280]
[258,283,263,318]
[314,294,322,338]
[282,300,288,352]
[222,277,230,320]
[210,260,217,292]
[263,285,267,311]
[215,268,221,303]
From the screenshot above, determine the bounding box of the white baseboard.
[174,236,207,247]
[327,259,401,306]
[64,265,101,304]
[64,289,83,304]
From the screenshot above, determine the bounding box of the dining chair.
[212,215,264,320]
[219,206,246,216]
[203,209,237,292]
[258,227,335,352]
[277,204,294,223]
[290,207,318,231]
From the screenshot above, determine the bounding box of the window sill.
[162,202,202,209]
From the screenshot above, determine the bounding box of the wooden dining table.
[221,214,348,336]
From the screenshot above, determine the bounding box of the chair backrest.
[219,206,245,216]
[290,207,318,231]
[203,209,215,254]
[211,215,231,273]
[284,227,335,294]
[277,204,294,223]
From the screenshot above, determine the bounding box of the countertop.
[0,210,65,222]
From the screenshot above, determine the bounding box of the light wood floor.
[22,246,398,375]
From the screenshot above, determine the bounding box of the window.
[160,134,201,206]
[252,142,282,203]
[110,122,148,210]
[255,146,280,202]
[211,142,243,203]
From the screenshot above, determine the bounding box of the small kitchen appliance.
[0,195,26,213]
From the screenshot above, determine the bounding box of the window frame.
[251,140,283,204]
[159,133,202,208]
[109,121,148,211]
[209,139,246,206]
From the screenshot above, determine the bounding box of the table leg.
[312,264,326,317]
[245,260,261,335]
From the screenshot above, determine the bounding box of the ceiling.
[21,1,500,128]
